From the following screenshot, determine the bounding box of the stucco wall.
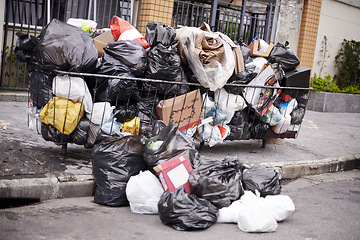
[312,0,360,78]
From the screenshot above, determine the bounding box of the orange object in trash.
[110,16,150,49]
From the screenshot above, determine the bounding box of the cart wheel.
[61,143,68,155]
[262,139,267,148]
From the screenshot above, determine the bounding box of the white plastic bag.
[126,170,164,214]
[199,123,230,147]
[217,200,242,223]
[176,27,235,91]
[87,102,114,125]
[214,88,246,124]
[52,75,93,114]
[237,191,278,232]
[264,195,295,221]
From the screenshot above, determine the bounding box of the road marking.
[305,120,319,129]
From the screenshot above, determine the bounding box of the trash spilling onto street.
[15,16,311,232]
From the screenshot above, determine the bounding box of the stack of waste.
[15,16,306,232]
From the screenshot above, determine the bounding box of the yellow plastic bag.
[121,117,140,135]
[40,97,84,135]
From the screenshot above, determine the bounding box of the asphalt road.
[0,170,359,240]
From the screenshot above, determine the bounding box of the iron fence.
[1,0,135,90]
[172,0,278,44]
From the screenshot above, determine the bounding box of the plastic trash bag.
[291,107,306,125]
[176,26,235,91]
[92,135,147,207]
[126,170,164,214]
[41,123,73,144]
[104,40,148,77]
[52,75,93,114]
[242,167,281,197]
[263,195,295,222]
[158,186,218,231]
[146,41,189,97]
[189,157,245,208]
[237,191,278,232]
[145,21,176,47]
[143,122,199,169]
[94,53,140,105]
[110,16,150,49]
[113,103,137,123]
[214,88,247,123]
[40,97,84,135]
[260,105,283,126]
[268,41,300,72]
[34,19,98,72]
[198,123,230,147]
[272,114,291,134]
[28,64,54,109]
[14,31,39,63]
[100,111,121,135]
[87,102,114,125]
[72,117,91,145]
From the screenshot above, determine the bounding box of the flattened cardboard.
[249,40,274,58]
[93,30,114,56]
[156,89,201,132]
[153,153,193,193]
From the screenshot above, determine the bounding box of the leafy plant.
[334,39,360,88]
[310,73,340,93]
[317,36,331,77]
[3,46,30,88]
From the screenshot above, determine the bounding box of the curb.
[0,174,94,201]
[249,154,360,179]
[0,91,28,102]
[1,154,359,202]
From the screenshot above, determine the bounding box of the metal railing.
[1,0,135,90]
[172,0,278,44]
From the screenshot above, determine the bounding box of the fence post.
[264,3,273,42]
[0,0,8,88]
[238,0,247,41]
[209,0,218,31]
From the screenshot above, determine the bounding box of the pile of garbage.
[14,16,305,232]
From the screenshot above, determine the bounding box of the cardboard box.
[156,89,201,132]
[93,30,114,56]
[153,153,193,193]
[249,39,274,57]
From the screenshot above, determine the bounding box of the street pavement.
[0,170,359,240]
[0,99,359,202]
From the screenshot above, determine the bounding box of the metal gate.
[0,0,135,90]
[172,0,279,44]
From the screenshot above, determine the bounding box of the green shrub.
[334,39,360,88]
[310,73,340,93]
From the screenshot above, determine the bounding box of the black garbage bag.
[28,64,55,109]
[290,107,306,125]
[158,187,218,231]
[104,40,148,77]
[94,53,140,105]
[34,19,98,72]
[235,39,253,65]
[14,31,39,63]
[72,117,91,145]
[268,41,300,72]
[145,21,176,47]
[92,135,147,207]
[189,157,245,208]
[143,122,199,169]
[113,103,137,123]
[136,95,160,121]
[146,41,189,97]
[225,109,252,140]
[41,123,73,144]
[242,167,281,197]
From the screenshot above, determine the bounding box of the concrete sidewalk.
[0,99,359,202]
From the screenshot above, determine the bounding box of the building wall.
[297,0,322,71]
[312,0,360,78]
[274,0,304,53]
[137,0,174,35]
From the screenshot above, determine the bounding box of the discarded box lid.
[93,30,115,56]
[249,39,274,58]
[153,153,193,193]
